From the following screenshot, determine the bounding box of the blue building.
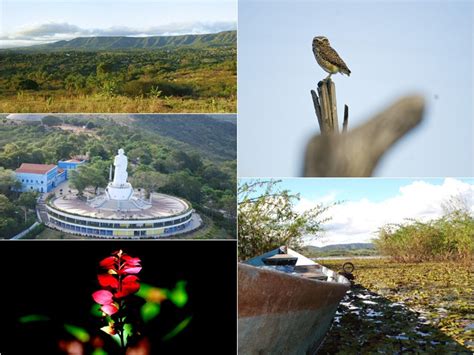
[15,163,66,193]
[58,159,85,179]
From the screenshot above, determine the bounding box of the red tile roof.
[15,163,56,174]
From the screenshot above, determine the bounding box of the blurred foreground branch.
[306,79,425,176]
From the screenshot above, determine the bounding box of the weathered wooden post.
[310,78,346,134]
[305,79,425,176]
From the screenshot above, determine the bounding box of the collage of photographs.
[0,0,472,354]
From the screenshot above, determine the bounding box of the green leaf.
[91,348,107,355]
[162,316,192,341]
[64,324,90,343]
[136,283,154,299]
[169,281,188,308]
[141,302,160,323]
[91,304,103,317]
[19,314,50,323]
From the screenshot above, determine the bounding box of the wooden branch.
[342,105,349,133]
[310,90,324,134]
[304,95,425,176]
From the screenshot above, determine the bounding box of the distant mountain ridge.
[309,243,375,251]
[7,31,236,51]
[304,243,376,257]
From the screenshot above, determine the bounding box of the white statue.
[113,148,128,185]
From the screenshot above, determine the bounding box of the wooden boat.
[238,246,350,354]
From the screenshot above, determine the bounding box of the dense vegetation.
[0,167,39,238]
[375,210,474,263]
[0,115,236,238]
[320,258,473,353]
[238,180,331,260]
[0,32,236,112]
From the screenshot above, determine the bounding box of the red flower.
[92,250,141,318]
[99,256,116,269]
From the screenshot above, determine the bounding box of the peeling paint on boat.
[238,247,350,354]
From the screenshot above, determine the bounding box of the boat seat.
[294,265,327,281]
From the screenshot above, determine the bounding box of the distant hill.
[128,114,237,161]
[7,31,236,51]
[304,243,376,257]
[310,243,375,252]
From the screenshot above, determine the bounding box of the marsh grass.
[375,211,474,263]
[320,258,474,353]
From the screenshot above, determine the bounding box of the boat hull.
[238,263,349,354]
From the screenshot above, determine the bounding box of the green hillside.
[6,31,236,51]
[127,114,236,161]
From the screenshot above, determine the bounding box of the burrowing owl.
[312,36,351,79]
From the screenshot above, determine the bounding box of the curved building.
[45,149,202,238]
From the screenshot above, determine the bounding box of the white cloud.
[298,178,474,247]
[0,21,237,48]
[294,192,338,214]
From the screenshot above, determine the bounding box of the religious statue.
[113,148,128,185]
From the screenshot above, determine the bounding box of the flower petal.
[120,266,142,275]
[122,255,141,266]
[100,325,116,335]
[101,304,118,316]
[115,275,140,298]
[92,290,113,305]
[98,274,119,289]
[99,256,116,269]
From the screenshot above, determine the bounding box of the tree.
[17,79,39,90]
[201,164,231,190]
[87,142,108,160]
[17,191,38,223]
[238,180,332,261]
[42,116,63,127]
[173,151,203,173]
[130,171,168,198]
[69,163,107,196]
[0,194,15,216]
[0,167,20,196]
[163,171,202,203]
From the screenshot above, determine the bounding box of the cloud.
[297,178,474,247]
[16,23,84,37]
[0,21,236,48]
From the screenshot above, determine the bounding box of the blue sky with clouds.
[238,0,473,177]
[0,0,236,47]
[239,177,474,246]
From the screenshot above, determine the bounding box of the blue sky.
[0,0,236,47]
[239,177,474,246]
[238,0,473,177]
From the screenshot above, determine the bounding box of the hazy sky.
[239,177,474,246]
[238,0,473,177]
[0,0,236,47]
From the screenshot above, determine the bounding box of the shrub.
[42,115,63,126]
[375,211,474,263]
[17,79,40,91]
[122,80,194,97]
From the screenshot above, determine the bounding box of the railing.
[11,222,40,240]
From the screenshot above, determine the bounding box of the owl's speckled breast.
[316,56,340,74]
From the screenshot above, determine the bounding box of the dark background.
[0,240,237,354]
